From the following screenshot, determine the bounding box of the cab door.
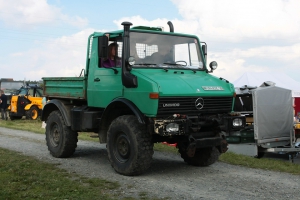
[87,37,123,107]
[88,67,122,108]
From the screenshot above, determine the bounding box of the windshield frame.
[129,30,206,71]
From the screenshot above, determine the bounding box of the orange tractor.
[9,84,43,120]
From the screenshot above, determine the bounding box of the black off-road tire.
[179,147,220,166]
[107,115,153,176]
[26,106,39,120]
[45,110,78,158]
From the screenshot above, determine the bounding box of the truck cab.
[42,21,245,176]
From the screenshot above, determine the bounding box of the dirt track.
[1,127,300,200]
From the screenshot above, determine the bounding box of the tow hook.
[186,135,197,157]
[221,139,228,153]
[186,142,196,157]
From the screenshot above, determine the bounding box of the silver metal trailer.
[228,84,300,162]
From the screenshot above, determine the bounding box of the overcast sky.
[0,0,300,83]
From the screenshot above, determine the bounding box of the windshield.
[130,32,204,70]
[18,88,43,97]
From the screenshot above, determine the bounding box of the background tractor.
[9,84,43,120]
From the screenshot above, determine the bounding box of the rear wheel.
[26,106,39,120]
[179,147,220,166]
[45,110,78,158]
[107,115,153,175]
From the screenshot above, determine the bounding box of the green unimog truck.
[42,21,245,176]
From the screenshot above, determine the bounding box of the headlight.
[232,118,243,127]
[166,123,179,132]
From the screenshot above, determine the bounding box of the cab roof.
[92,25,197,39]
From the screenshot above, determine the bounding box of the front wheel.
[45,110,78,158]
[26,106,39,120]
[179,147,220,166]
[107,115,153,176]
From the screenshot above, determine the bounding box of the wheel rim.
[31,109,38,119]
[113,132,130,163]
[50,123,60,147]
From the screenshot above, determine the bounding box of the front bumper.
[153,114,246,136]
[180,136,228,157]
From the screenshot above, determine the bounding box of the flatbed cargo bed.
[43,77,86,99]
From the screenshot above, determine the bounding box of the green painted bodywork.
[43,26,236,116]
[43,77,86,99]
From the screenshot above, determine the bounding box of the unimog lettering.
[163,103,180,107]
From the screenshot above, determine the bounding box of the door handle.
[94,78,100,82]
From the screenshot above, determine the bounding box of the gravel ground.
[1,127,300,200]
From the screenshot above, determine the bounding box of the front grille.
[157,97,233,117]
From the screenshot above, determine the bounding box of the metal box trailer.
[228,84,300,161]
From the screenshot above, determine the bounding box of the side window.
[108,41,123,58]
[100,41,123,68]
[37,89,43,97]
[117,42,123,57]
[28,89,34,96]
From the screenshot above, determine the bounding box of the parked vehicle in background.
[0,78,24,105]
[42,21,246,176]
[9,84,43,120]
[228,84,300,161]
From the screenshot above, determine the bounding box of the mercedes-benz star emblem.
[195,98,204,110]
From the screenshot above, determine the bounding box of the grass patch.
[219,151,300,175]
[0,118,99,142]
[0,148,119,200]
[0,118,44,134]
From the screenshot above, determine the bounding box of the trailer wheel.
[179,147,220,166]
[26,106,39,120]
[45,110,78,158]
[254,147,265,158]
[254,152,265,158]
[107,115,153,175]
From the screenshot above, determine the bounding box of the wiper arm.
[135,63,157,66]
[162,62,178,66]
[163,62,198,73]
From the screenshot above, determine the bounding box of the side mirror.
[98,36,108,58]
[208,61,218,73]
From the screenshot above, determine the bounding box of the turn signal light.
[149,92,159,99]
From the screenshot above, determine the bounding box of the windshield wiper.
[162,62,198,73]
[162,62,178,66]
[135,63,157,66]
